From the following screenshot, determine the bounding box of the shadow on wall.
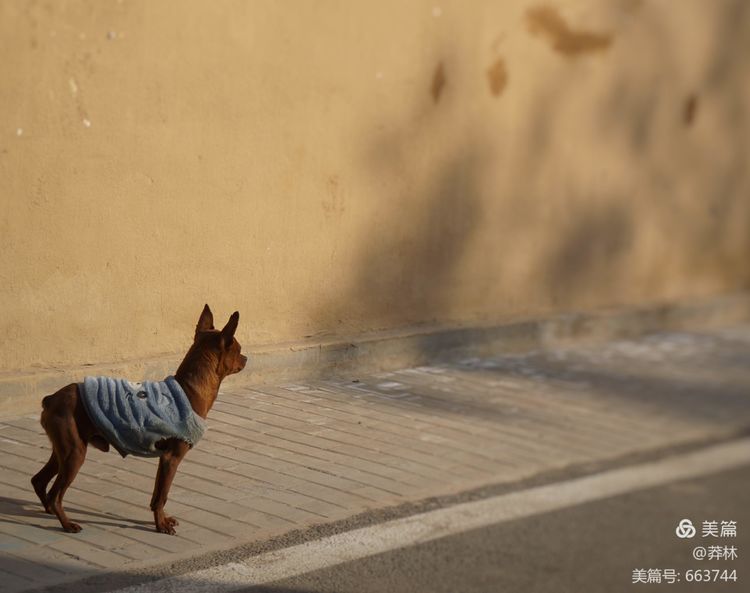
[311,0,750,346]
[591,0,750,292]
[311,51,490,335]
[511,0,749,310]
[343,139,486,329]
[543,203,633,305]
[693,0,750,281]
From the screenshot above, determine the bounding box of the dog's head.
[193,304,248,377]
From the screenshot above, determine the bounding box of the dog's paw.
[156,522,177,535]
[62,521,82,533]
[157,526,176,535]
[164,515,179,528]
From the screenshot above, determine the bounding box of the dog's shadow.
[0,494,154,533]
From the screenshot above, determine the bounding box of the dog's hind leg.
[33,396,60,513]
[45,424,88,533]
[31,453,58,513]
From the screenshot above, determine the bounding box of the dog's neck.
[174,354,224,419]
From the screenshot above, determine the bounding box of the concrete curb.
[2,292,749,417]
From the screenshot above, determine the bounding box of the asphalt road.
[241,466,749,593]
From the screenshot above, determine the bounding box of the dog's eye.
[137,391,147,399]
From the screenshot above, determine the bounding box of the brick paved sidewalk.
[1,326,749,592]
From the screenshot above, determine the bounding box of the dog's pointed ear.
[196,304,214,336]
[220,311,239,349]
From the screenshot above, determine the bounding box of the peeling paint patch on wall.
[683,94,699,127]
[431,62,446,103]
[323,175,346,218]
[526,5,612,56]
[486,58,508,97]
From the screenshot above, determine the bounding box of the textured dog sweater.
[80,376,206,458]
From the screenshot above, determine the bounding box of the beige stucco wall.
[1,0,749,372]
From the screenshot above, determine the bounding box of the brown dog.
[31,305,247,534]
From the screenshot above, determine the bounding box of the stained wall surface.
[1,0,749,371]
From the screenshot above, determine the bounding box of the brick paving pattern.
[1,326,749,592]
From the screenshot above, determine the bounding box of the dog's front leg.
[150,439,190,535]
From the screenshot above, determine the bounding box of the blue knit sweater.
[80,376,206,458]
